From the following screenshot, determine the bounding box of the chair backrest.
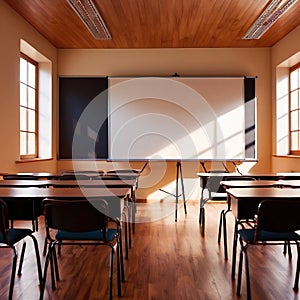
[256,199,300,233]
[0,199,9,243]
[43,199,109,235]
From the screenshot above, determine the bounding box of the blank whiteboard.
[108,76,256,161]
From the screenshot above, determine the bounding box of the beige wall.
[272,25,300,172]
[0,0,57,173]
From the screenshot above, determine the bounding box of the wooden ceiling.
[4,0,300,49]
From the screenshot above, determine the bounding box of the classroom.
[1,1,300,299]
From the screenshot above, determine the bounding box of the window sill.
[273,154,300,159]
[16,158,53,163]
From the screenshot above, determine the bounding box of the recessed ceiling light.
[67,0,111,40]
[242,0,298,39]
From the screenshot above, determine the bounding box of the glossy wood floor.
[0,201,300,300]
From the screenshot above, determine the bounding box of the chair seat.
[0,228,33,245]
[56,228,118,242]
[238,228,300,242]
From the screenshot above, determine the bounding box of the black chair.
[236,199,300,299]
[2,174,41,231]
[199,170,229,236]
[0,199,42,300]
[218,176,256,260]
[100,175,135,258]
[106,169,139,234]
[40,199,123,300]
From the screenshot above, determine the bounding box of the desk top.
[198,172,300,179]
[0,187,130,199]
[227,187,300,199]
[4,172,61,178]
[1,172,139,180]
[197,172,240,177]
[277,180,300,188]
[197,172,284,178]
[221,180,280,189]
[0,179,136,188]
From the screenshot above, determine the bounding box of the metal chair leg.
[116,243,122,296]
[108,248,114,300]
[217,210,224,243]
[8,248,18,300]
[17,241,26,275]
[40,245,52,300]
[199,207,205,236]
[30,235,43,285]
[223,211,228,260]
[236,248,244,295]
[244,250,252,300]
[231,220,239,280]
[294,242,300,291]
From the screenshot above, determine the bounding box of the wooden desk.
[226,187,300,279]
[277,180,300,188]
[226,187,300,220]
[1,172,61,179]
[0,180,50,187]
[277,172,300,179]
[196,172,295,235]
[0,178,136,189]
[0,187,130,220]
[220,180,280,189]
[242,173,283,180]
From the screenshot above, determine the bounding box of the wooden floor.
[0,200,300,300]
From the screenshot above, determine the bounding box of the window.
[289,63,300,155]
[20,53,38,158]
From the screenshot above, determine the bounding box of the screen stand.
[159,161,187,222]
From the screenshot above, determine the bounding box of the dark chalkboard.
[59,77,108,159]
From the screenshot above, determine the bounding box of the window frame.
[19,53,39,159]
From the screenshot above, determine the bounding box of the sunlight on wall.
[276,68,289,155]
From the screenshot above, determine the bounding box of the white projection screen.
[108,76,256,161]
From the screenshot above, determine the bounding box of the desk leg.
[199,207,205,236]
[199,177,207,236]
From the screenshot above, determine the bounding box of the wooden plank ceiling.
[4,0,300,49]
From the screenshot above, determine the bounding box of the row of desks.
[0,179,137,188]
[219,180,300,220]
[217,177,300,279]
[197,172,300,222]
[197,172,300,262]
[0,176,138,224]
